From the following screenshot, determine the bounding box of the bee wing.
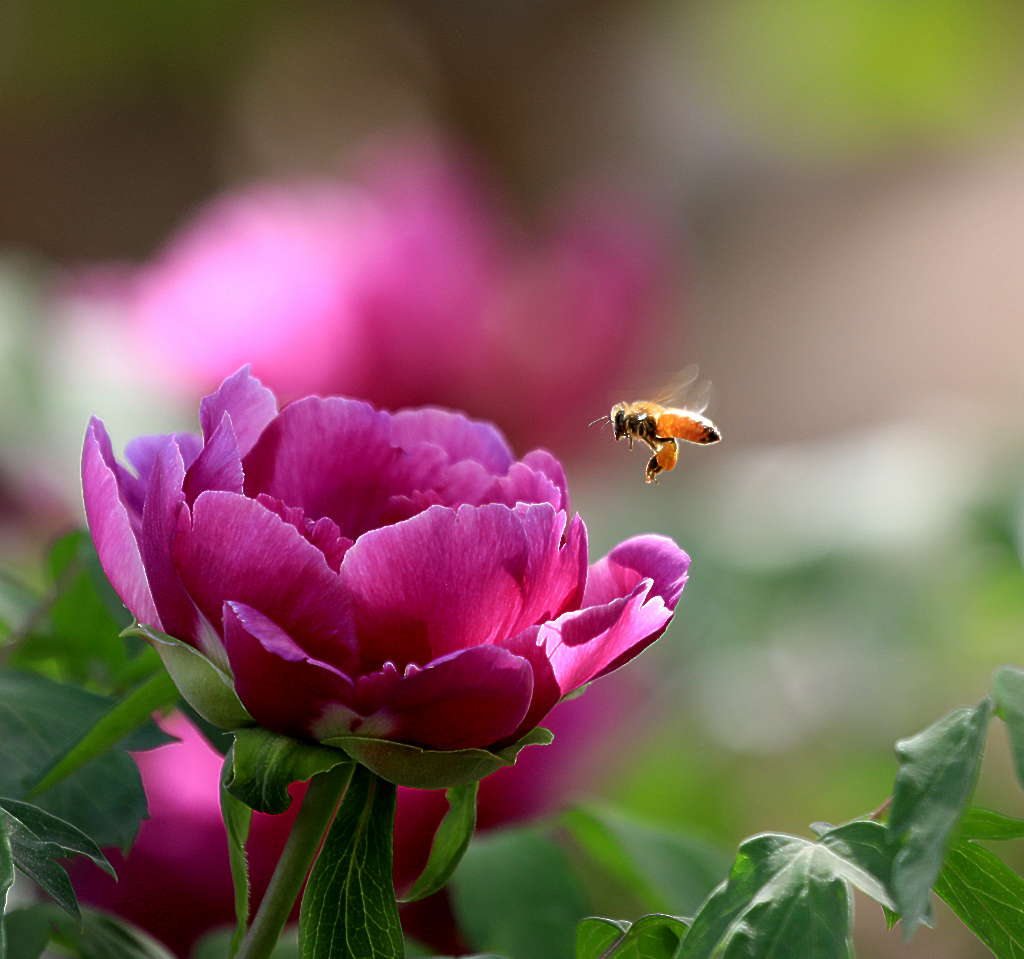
[649,364,700,407]
[655,408,722,444]
[682,378,712,415]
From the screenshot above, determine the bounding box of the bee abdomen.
[656,411,722,445]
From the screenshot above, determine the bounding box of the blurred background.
[4,1,1024,955]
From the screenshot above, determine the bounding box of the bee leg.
[644,454,661,484]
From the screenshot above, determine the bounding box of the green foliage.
[933,839,1024,958]
[400,782,478,903]
[887,698,992,934]
[956,807,1024,841]
[451,826,589,959]
[220,747,253,957]
[0,798,113,917]
[3,905,175,959]
[298,765,403,959]
[576,917,630,958]
[0,670,165,849]
[993,666,1024,789]
[576,915,688,959]
[226,727,351,815]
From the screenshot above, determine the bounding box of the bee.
[592,367,722,484]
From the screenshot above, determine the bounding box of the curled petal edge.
[321,726,554,790]
[122,622,253,730]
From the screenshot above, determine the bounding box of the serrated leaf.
[576,917,631,958]
[220,747,252,956]
[451,826,588,959]
[563,806,729,917]
[956,808,1024,841]
[680,834,853,959]
[887,699,993,935]
[609,914,689,959]
[0,670,153,850]
[993,667,1024,790]
[28,671,179,797]
[400,781,478,903]
[227,727,351,815]
[299,764,402,959]
[934,839,1024,958]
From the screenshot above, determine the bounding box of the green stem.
[236,763,354,959]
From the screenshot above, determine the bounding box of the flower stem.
[236,763,354,959]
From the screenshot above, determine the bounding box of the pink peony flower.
[93,147,667,452]
[82,367,689,758]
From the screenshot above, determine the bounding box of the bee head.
[611,403,627,440]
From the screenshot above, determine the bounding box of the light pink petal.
[182,413,244,506]
[339,503,588,671]
[82,419,160,628]
[497,625,561,741]
[583,534,690,608]
[140,438,197,643]
[122,433,202,519]
[389,408,514,473]
[199,366,278,459]
[223,602,354,740]
[358,645,534,750]
[173,491,355,672]
[243,396,448,540]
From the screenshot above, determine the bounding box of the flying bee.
[592,367,722,484]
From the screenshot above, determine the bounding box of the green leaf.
[299,764,403,959]
[0,798,114,917]
[1,817,14,959]
[956,807,1024,841]
[221,747,253,956]
[227,727,351,815]
[0,670,154,849]
[3,905,54,959]
[608,914,689,959]
[28,671,179,797]
[679,834,854,958]
[887,699,993,935]
[816,820,895,909]
[121,623,252,730]
[322,726,553,790]
[576,917,631,959]
[451,826,589,959]
[400,782,478,903]
[50,908,177,959]
[933,839,1024,958]
[562,805,729,916]
[993,666,1024,789]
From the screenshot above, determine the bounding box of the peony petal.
[82,419,160,627]
[182,413,244,506]
[519,449,568,511]
[357,645,534,750]
[223,602,353,740]
[123,433,202,520]
[141,438,198,644]
[253,494,352,571]
[497,625,561,742]
[199,366,278,459]
[583,534,690,609]
[173,491,356,672]
[389,408,514,473]
[538,535,691,696]
[339,503,588,671]
[243,396,448,539]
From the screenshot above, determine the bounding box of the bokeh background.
[5,2,1024,955]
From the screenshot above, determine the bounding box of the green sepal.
[298,765,403,959]
[400,781,479,902]
[220,747,253,956]
[322,726,554,790]
[121,623,253,730]
[1,818,13,959]
[226,727,352,815]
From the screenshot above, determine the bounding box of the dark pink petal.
[339,503,588,671]
[199,366,278,458]
[223,602,353,740]
[583,534,690,609]
[173,491,356,672]
[243,397,448,539]
[497,625,561,741]
[254,493,352,572]
[182,413,244,506]
[82,419,160,628]
[389,408,514,473]
[355,645,534,750]
[537,535,691,696]
[141,438,197,644]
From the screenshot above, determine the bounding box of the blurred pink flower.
[76,678,639,957]
[82,146,669,452]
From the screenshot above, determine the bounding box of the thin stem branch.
[235,763,354,959]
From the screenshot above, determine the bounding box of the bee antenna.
[588,415,611,428]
